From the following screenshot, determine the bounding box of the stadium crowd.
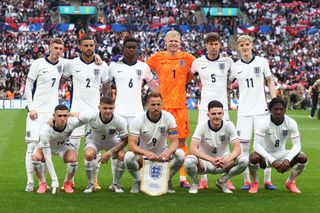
[0,0,319,113]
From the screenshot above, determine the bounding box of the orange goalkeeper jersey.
[147,51,195,108]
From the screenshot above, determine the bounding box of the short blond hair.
[165,30,180,40]
[237,35,252,44]
[50,38,64,46]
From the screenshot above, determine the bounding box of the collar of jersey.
[146,111,162,123]
[99,113,114,124]
[52,121,67,133]
[80,57,95,65]
[122,58,138,66]
[45,56,59,65]
[270,114,284,126]
[206,54,220,62]
[240,55,255,64]
[207,119,223,132]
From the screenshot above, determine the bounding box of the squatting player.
[124,92,185,193]
[248,98,307,193]
[184,100,248,194]
[32,105,83,194]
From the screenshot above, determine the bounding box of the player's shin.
[124,151,140,180]
[184,156,199,184]
[248,162,260,183]
[240,142,251,183]
[66,162,78,182]
[84,159,96,184]
[114,160,125,184]
[170,149,185,180]
[264,167,272,183]
[32,160,45,183]
[221,155,248,182]
[288,163,307,182]
[26,142,37,184]
[179,144,188,181]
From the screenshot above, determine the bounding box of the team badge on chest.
[93,68,100,77]
[254,67,261,77]
[136,69,142,78]
[282,130,288,138]
[159,126,167,135]
[179,60,185,67]
[57,65,62,73]
[150,164,163,180]
[218,63,225,72]
[220,135,226,142]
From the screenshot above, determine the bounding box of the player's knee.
[249,152,261,164]
[236,154,249,168]
[68,162,78,173]
[296,152,308,164]
[84,149,96,161]
[184,155,197,170]
[124,151,136,167]
[173,148,185,162]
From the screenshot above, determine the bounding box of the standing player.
[108,37,158,190]
[109,37,158,127]
[147,30,195,188]
[78,97,128,193]
[230,35,276,190]
[190,32,235,190]
[24,38,66,192]
[124,92,185,193]
[61,35,110,189]
[184,100,248,194]
[248,98,307,193]
[32,105,83,194]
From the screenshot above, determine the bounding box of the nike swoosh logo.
[143,131,148,133]
[267,133,272,135]
[76,70,81,73]
[201,67,207,69]
[117,71,123,73]
[237,71,243,74]
[43,71,47,73]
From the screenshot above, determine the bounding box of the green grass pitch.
[0,109,319,212]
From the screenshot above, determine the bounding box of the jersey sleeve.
[146,54,158,71]
[27,60,40,81]
[62,58,73,79]
[167,112,177,134]
[226,121,238,142]
[116,116,128,138]
[101,62,109,84]
[129,116,142,136]
[192,122,204,142]
[253,125,276,163]
[289,118,300,139]
[186,53,195,70]
[263,57,272,79]
[143,63,154,83]
[39,125,51,148]
[78,110,95,123]
[190,59,198,74]
[229,63,236,81]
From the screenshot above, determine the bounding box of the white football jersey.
[79,110,128,144]
[39,117,83,149]
[192,120,238,157]
[191,55,233,111]
[27,57,67,112]
[230,56,272,115]
[109,59,154,117]
[63,57,109,112]
[254,115,300,162]
[130,111,177,155]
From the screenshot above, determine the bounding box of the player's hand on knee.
[272,160,282,173]
[157,151,171,162]
[29,110,38,120]
[99,151,112,164]
[280,160,290,173]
